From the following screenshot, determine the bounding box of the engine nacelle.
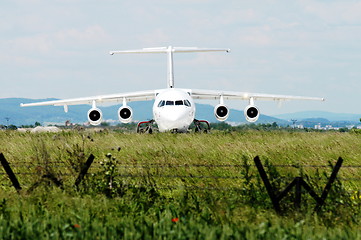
[118,105,133,123]
[87,107,103,126]
[214,104,229,121]
[244,105,260,122]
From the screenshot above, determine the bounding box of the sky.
[1,0,361,115]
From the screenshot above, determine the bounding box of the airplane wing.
[20,90,158,108]
[189,89,325,102]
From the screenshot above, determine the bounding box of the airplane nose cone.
[165,110,187,121]
[157,107,193,132]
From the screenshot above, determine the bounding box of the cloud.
[236,27,274,46]
[54,25,112,46]
[185,52,232,67]
[8,25,111,56]
[302,1,361,25]
[138,29,171,46]
[11,34,53,54]
[0,54,42,67]
[217,8,259,25]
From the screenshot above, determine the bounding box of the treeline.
[113,122,353,133]
[1,121,354,133]
[211,122,280,131]
[209,122,353,132]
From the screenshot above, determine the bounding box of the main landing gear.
[136,119,211,133]
[136,120,155,133]
[193,119,211,133]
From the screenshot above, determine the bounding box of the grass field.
[0,129,360,239]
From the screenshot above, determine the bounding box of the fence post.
[0,153,22,192]
[254,156,281,213]
[314,157,343,212]
[75,154,95,188]
[255,156,343,213]
[300,178,323,206]
[295,177,302,209]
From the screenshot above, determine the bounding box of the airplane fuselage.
[153,88,195,132]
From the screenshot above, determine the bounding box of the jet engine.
[244,105,260,122]
[214,104,229,121]
[118,105,133,123]
[87,107,103,126]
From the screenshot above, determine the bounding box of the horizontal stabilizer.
[110,46,230,88]
[110,46,230,55]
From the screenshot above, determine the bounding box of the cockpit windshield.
[158,100,191,108]
[158,101,165,107]
[184,100,191,107]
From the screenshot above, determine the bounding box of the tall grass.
[0,130,359,239]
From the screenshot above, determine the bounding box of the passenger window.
[184,100,191,107]
[175,100,183,105]
[166,101,174,105]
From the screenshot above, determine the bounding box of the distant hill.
[274,111,361,122]
[274,111,361,128]
[0,98,285,126]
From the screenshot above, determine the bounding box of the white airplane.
[21,46,325,133]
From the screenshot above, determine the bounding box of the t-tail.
[110,46,230,89]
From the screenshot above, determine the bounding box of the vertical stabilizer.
[166,46,174,88]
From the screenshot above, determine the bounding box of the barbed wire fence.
[0,152,360,213]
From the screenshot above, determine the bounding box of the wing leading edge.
[190,89,325,102]
[20,90,158,108]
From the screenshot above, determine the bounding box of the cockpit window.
[158,100,165,107]
[158,99,191,107]
[184,100,191,107]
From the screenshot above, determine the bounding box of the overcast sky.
[1,0,361,115]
